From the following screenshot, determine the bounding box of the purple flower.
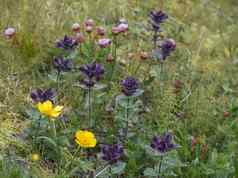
[161,39,176,60]
[151,133,176,153]
[53,57,73,72]
[56,35,78,50]
[98,38,111,48]
[4,27,16,39]
[121,77,139,96]
[149,10,168,32]
[30,89,55,103]
[79,63,104,88]
[101,144,124,164]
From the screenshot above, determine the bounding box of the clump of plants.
[7,10,180,177]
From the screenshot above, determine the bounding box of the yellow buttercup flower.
[37,100,63,119]
[31,153,40,161]
[75,130,97,148]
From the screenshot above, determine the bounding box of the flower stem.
[66,146,81,171]
[56,70,61,92]
[159,62,164,95]
[158,155,164,174]
[94,164,110,178]
[108,36,118,85]
[88,88,93,128]
[124,97,130,140]
[52,120,57,138]
[153,31,158,49]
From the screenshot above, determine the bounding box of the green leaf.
[111,161,126,175]
[143,168,158,177]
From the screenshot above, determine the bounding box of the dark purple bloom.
[30,89,55,103]
[161,39,176,60]
[53,57,73,72]
[56,35,78,50]
[121,77,139,96]
[149,10,168,32]
[79,63,104,88]
[101,144,123,164]
[151,133,176,153]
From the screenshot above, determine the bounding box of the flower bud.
[85,19,94,27]
[98,38,111,48]
[72,23,80,32]
[74,33,85,43]
[96,26,106,36]
[107,53,113,63]
[4,27,16,39]
[140,51,149,60]
[85,25,93,33]
[223,111,230,118]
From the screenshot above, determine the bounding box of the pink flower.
[85,19,94,27]
[112,21,128,35]
[74,33,85,43]
[96,27,106,36]
[85,25,93,33]
[4,27,16,39]
[117,23,128,32]
[98,38,111,48]
[72,23,80,32]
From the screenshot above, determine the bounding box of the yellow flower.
[31,153,40,161]
[75,130,97,148]
[37,100,63,119]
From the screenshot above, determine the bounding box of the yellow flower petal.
[75,130,97,148]
[37,101,63,118]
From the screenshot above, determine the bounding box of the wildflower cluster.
[21,11,177,177]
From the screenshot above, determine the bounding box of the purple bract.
[30,88,55,103]
[53,57,73,72]
[79,63,104,88]
[101,144,124,164]
[56,35,78,50]
[121,77,139,96]
[151,133,176,153]
[149,10,168,32]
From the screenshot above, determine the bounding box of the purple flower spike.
[30,88,55,103]
[151,133,176,153]
[161,39,176,60]
[79,63,104,88]
[56,35,78,50]
[53,57,73,72]
[149,10,168,32]
[101,144,124,164]
[121,77,139,96]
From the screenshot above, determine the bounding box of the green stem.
[124,97,130,140]
[95,164,110,178]
[159,62,164,95]
[153,31,158,49]
[88,88,93,128]
[52,120,57,138]
[66,146,81,171]
[108,36,118,84]
[158,155,164,174]
[56,70,61,92]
